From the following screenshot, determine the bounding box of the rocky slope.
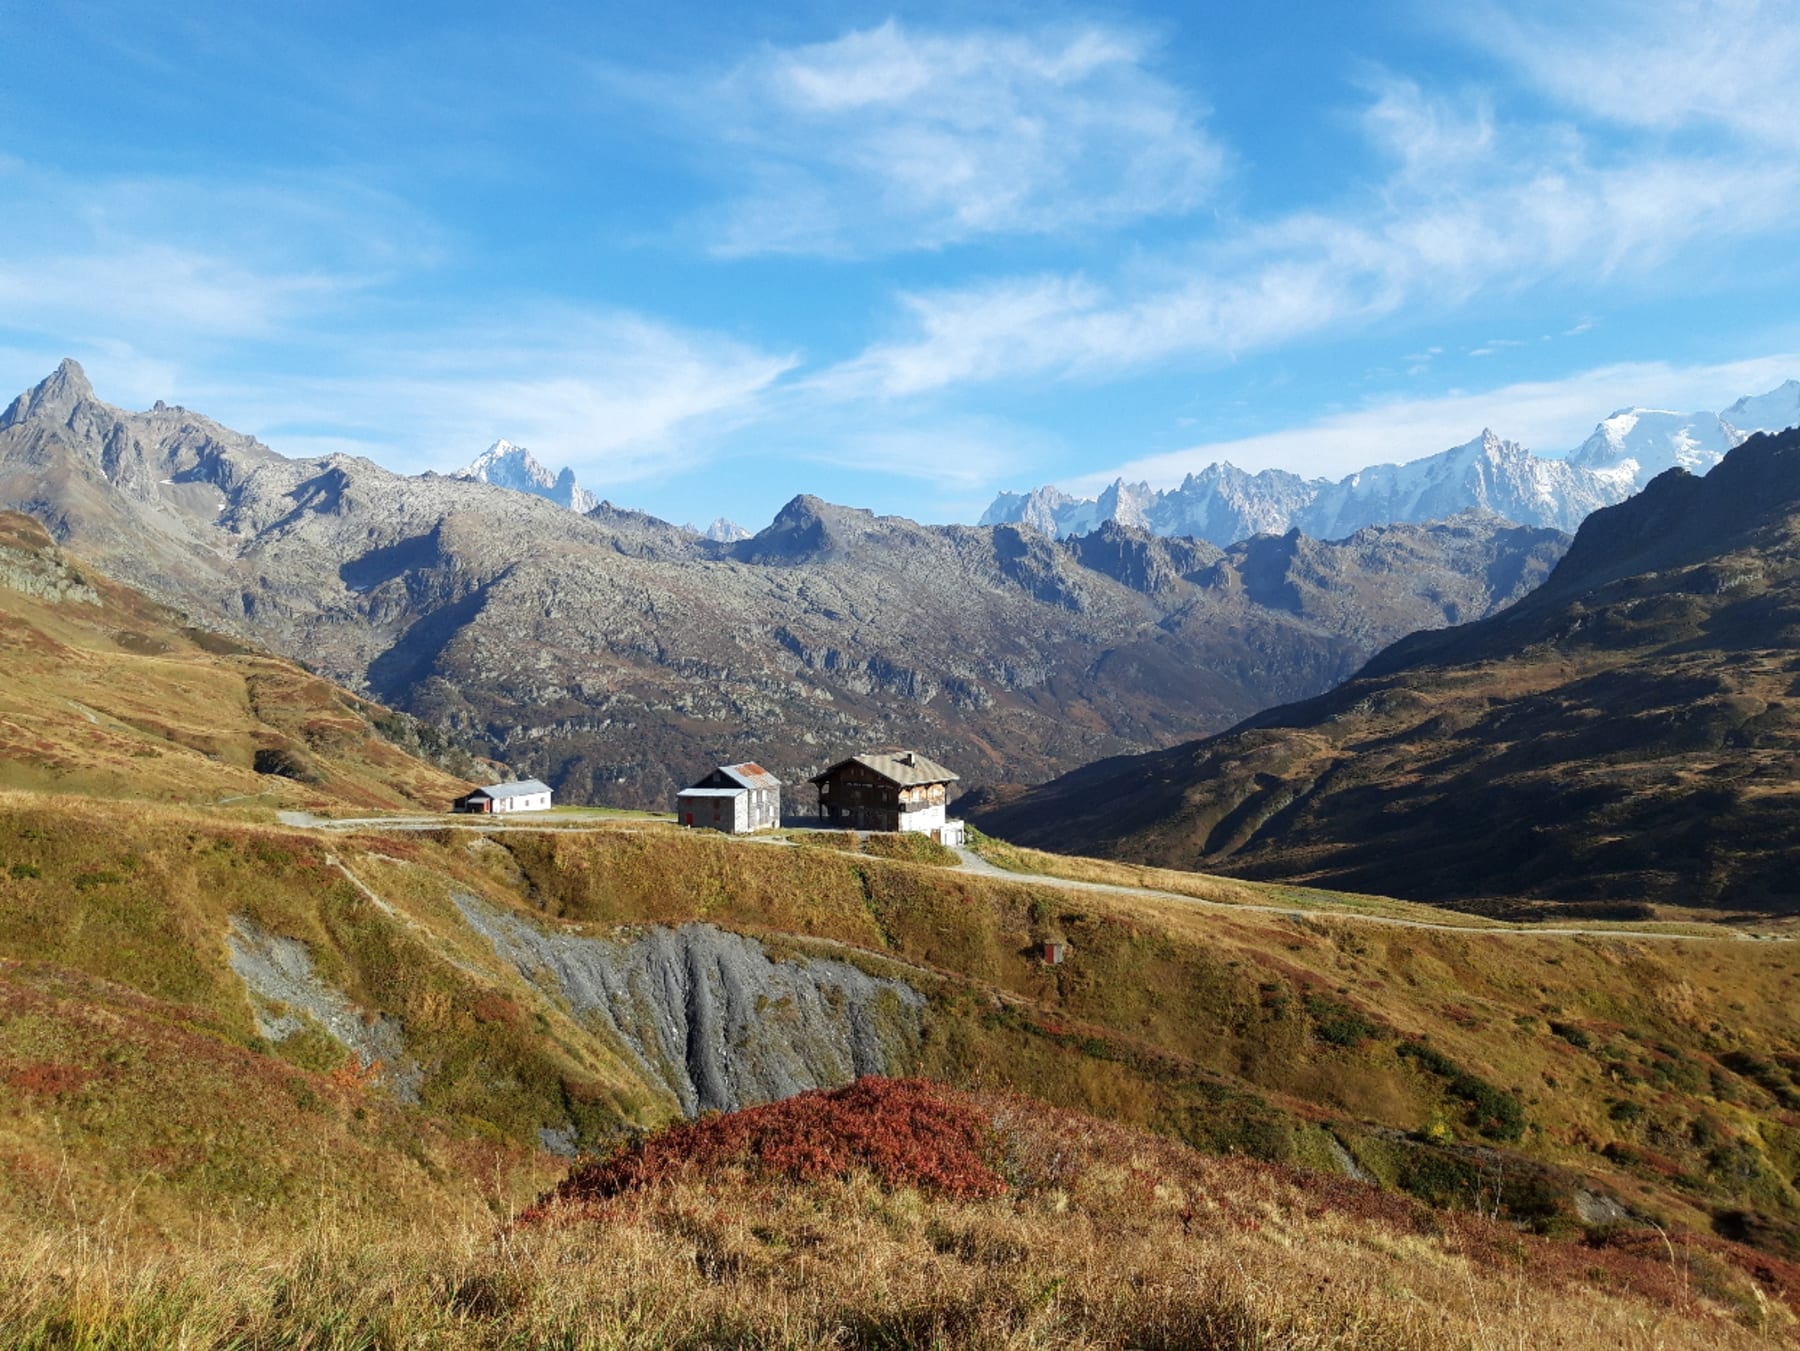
[972,425,1800,914]
[983,382,1800,545]
[0,362,1568,806]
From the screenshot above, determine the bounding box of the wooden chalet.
[808,750,963,842]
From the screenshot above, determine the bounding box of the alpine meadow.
[6,3,1800,1348]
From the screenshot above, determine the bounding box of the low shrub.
[1549,1020,1593,1051]
[1397,1041,1525,1143]
[1304,993,1385,1047]
[528,1078,1005,1214]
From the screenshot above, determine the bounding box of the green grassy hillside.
[6,793,1800,1256]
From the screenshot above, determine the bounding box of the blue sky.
[4,0,1799,528]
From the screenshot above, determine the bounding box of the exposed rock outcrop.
[454,895,925,1116]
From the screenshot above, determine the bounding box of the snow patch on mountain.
[1567,408,1744,487]
[455,440,598,513]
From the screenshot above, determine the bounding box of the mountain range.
[972,424,1800,915]
[0,360,1566,807]
[982,381,1800,545]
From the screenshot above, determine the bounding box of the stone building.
[676,762,782,834]
[809,750,963,842]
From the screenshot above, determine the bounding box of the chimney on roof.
[901,752,914,765]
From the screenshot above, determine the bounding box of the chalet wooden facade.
[676,762,782,834]
[808,750,963,841]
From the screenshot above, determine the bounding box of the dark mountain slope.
[0,363,1565,806]
[973,426,1800,915]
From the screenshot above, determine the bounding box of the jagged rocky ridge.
[0,361,1566,806]
[973,425,1800,914]
[983,383,1800,545]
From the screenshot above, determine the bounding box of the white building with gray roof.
[453,779,554,813]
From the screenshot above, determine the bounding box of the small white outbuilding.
[453,779,554,814]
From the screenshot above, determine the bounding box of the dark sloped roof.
[464,778,553,800]
[809,750,959,788]
[718,762,781,790]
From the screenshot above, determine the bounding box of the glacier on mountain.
[982,383,1800,544]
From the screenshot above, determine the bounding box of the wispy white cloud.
[183,310,800,484]
[0,158,800,490]
[766,405,1046,493]
[817,74,1800,399]
[1469,0,1800,149]
[652,19,1225,257]
[0,161,433,342]
[1075,353,1800,490]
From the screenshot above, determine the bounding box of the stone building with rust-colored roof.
[676,762,782,834]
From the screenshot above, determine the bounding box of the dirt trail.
[270,811,1783,946]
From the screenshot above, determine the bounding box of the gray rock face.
[0,526,99,606]
[225,916,423,1102]
[453,894,925,1116]
[0,361,1569,806]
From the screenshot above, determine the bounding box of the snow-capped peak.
[1721,379,1800,439]
[454,439,598,513]
[979,379,1797,547]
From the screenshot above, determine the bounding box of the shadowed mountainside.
[972,424,1800,914]
[0,361,1567,806]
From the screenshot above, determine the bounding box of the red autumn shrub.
[532,1077,1004,1216]
[3,1061,96,1096]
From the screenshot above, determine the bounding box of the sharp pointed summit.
[454,439,598,513]
[1,358,97,431]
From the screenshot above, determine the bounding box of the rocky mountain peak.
[702,517,751,542]
[455,439,598,513]
[736,494,878,564]
[0,358,97,431]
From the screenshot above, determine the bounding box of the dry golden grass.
[970,834,1515,929]
[3,1132,1791,1351]
[0,513,472,812]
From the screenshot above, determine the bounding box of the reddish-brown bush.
[529,1077,1004,1217]
[3,1061,96,1095]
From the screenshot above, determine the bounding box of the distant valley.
[0,361,1568,807]
[975,424,1800,915]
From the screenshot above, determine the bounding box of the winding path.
[270,810,1788,946]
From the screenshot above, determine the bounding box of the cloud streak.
[662,19,1226,257]
[1471,0,1800,149]
[816,74,1800,400]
